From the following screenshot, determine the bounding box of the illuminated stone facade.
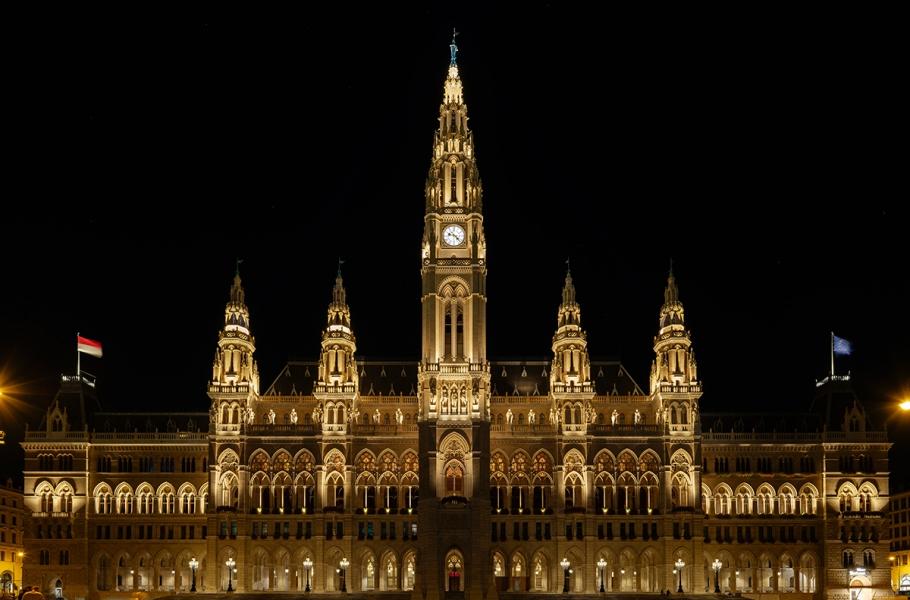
[21,50,891,600]
[0,485,25,595]
[889,489,910,594]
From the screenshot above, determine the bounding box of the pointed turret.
[210,267,259,392]
[649,269,702,440]
[650,271,698,392]
[550,267,594,434]
[317,265,358,388]
[314,265,359,435]
[208,265,260,438]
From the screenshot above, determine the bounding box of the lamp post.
[598,558,606,593]
[189,557,199,592]
[560,558,570,593]
[712,559,722,593]
[225,557,236,592]
[675,559,685,593]
[303,558,312,593]
[339,558,349,593]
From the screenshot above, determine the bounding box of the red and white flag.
[77,335,103,358]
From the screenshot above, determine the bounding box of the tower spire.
[230,259,245,305]
[210,267,259,392]
[315,266,359,434]
[664,260,679,307]
[425,36,482,212]
[562,259,576,307]
[650,269,699,394]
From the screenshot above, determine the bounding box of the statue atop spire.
[449,28,459,65]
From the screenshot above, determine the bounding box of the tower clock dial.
[442,224,465,246]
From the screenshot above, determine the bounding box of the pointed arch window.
[445,463,464,496]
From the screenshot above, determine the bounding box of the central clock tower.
[415,39,493,600]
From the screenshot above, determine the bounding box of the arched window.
[445,552,464,592]
[445,463,464,496]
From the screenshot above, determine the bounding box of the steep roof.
[264,358,644,397]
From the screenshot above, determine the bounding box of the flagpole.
[830,331,834,377]
[76,331,81,378]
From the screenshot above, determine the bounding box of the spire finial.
[235,257,244,278]
[565,257,571,277]
[450,28,459,66]
[337,257,345,278]
[664,260,679,306]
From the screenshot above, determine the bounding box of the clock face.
[442,224,465,246]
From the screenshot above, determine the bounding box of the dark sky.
[2,6,908,486]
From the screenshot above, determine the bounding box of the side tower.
[206,268,259,586]
[550,266,595,435]
[650,271,705,591]
[313,267,360,523]
[415,37,492,600]
[313,266,360,435]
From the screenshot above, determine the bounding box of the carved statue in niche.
[395,408,403,425]
[634,409,641,425]
[506,408,514,425]
[289,408,298,424]
[611,409,619,426]
[528,409,536,424]
[267,409,276,425]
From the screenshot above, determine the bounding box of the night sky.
[2,7,907,486]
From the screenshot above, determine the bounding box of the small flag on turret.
[77,335,103,358]
[833,334,852,356]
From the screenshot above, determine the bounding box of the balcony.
[588,424,660,435]
[92,431,209,441]
[246,424,318,435]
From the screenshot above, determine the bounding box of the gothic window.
[455,304,464,358]
[445,463,464,496]
[444,304,453,358]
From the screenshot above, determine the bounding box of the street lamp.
[303,558,312,593]
[189,557,199,592]
[225,557,236,592]
[560,558,570,593]
[712,559,722,593]
[597,558,606,593]
[339,558,349,593]
[901,400,910,412]
[674,558,685,593]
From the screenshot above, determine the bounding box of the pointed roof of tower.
[332,259,347,309]
[561,262,576,307]
[664,270,679,306]
[230,259,245,306]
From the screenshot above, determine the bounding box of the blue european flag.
[833,334,853,356]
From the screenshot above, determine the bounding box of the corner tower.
[415,36,492,600]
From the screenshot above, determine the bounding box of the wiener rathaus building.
[21,44,892,600]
